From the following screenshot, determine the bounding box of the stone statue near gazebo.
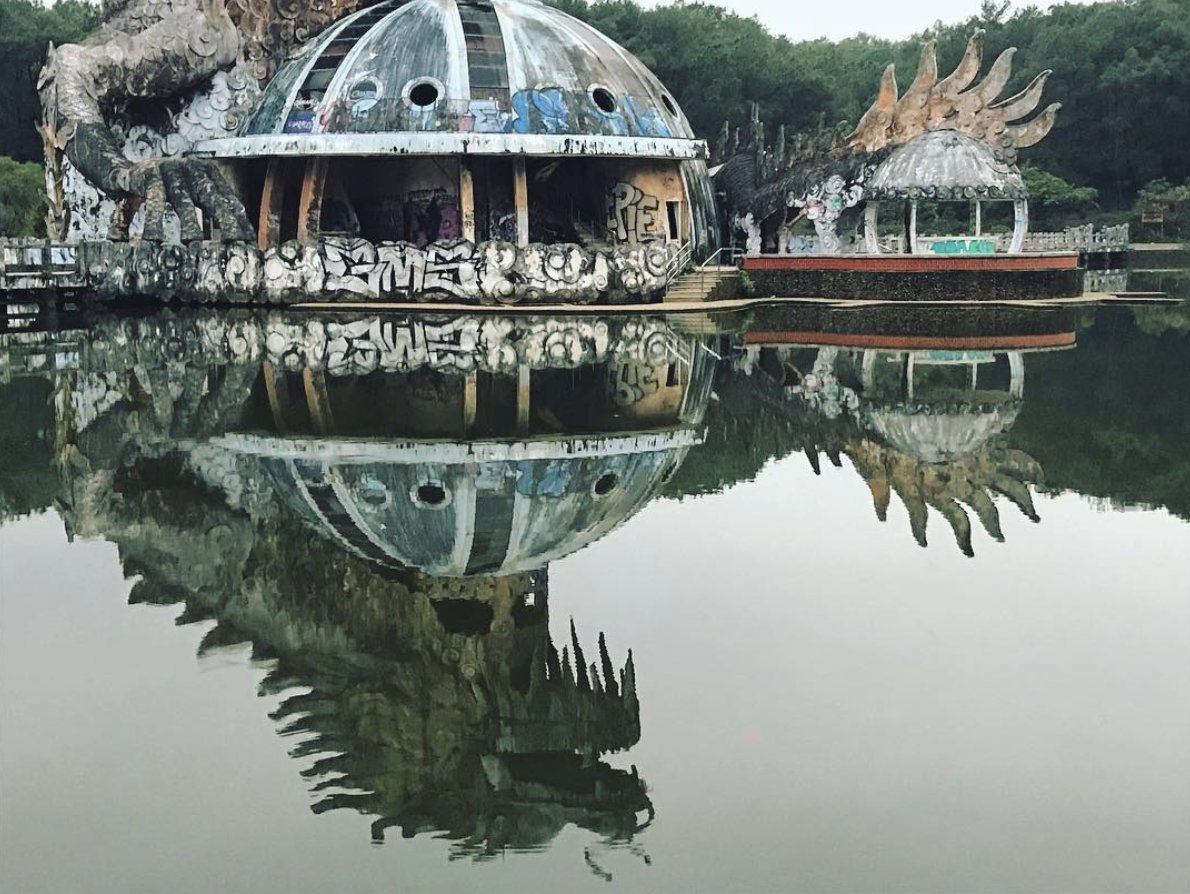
[715,30,1060,255]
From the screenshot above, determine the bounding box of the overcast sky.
[636,0,1094,41]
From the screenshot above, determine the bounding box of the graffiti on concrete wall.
[607,182,662,243]
[1,236,680,306]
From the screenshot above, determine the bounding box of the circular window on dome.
[358,474,391,508]
[589,85,617,115]
[404,77,443,110]
[411,479,451,509]
[348,76,383,119]
[661,93,678,116]
[592,471,619,498]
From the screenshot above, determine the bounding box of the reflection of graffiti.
[607,182,662,243]
[1,237,680,306]
[609,362,663,406]
[262,314,677,378]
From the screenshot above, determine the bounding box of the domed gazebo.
[863,130,1030,255]
[194,0,717,292]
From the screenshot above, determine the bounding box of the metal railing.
[668,245,745,301]
[663,240,694,291]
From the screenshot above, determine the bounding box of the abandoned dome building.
[187,0,719,303]
[7,8,1121,306]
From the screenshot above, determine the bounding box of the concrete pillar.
[861,349,877,389]
[459,160,477,243]
[513,157,529,248]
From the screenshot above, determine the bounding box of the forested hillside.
[553,0,1190,210]
[0,0,1187,236]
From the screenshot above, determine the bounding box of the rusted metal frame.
[262,361,291,433]
[298,157,330,245]
[513,157,529,248]
[459,159,477,242]
[302,367,335,433]
[258,159,284,249]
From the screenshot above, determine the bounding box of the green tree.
[1020,164,1100,229]
[1134,178,1190,240]
[0,155,46,236]
[0,0,98,163]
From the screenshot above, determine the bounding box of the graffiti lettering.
[607,182,661,243]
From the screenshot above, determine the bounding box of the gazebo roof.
[866,130,1027,201]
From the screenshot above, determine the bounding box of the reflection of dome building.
[226,433,698,576]
[197,0,717,269]
[859,347,1025,464]
[214,311,716,576]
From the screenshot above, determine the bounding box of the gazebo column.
[513,157,529,248]
[1008,351,1025,398]
[864,203,880,254]
[907,200,919,254]
[973,200,983,237]
[1010,199,1029,253]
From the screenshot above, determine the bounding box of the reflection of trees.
[1010,308,1190,521]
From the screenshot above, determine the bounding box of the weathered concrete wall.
[0,237,680,305]
[599,159,689,245]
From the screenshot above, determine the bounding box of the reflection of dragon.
[847,438,1042,557]
[714,30,1060,253]
[745,343,1045,556]
[30,307,655,860]
[39,0,382,241]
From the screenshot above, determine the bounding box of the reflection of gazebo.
[863,130,1030,255]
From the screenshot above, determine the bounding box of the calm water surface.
[1,293,1188,893]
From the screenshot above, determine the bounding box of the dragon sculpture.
[38,0,382,242]
[714,30,1061,253]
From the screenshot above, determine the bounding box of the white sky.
[637,0,1094,41]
